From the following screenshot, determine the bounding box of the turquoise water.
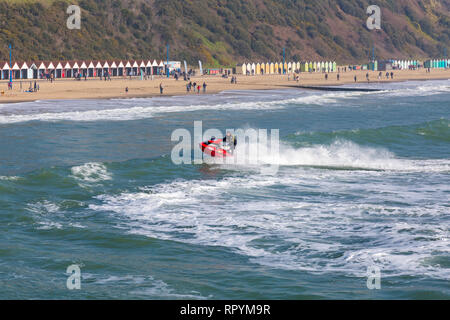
[0,80,449,299]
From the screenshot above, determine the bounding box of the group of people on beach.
[186,81,207,93]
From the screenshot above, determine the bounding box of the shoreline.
[0,69,448,104]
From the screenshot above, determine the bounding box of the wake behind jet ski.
[199,132,237,158]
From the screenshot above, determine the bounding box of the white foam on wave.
[0,91,372,124]
[0,175,21,181]
[82,273,209,299]
[219,138,450,173]
[70,162,112,184]
[89,164,450,280]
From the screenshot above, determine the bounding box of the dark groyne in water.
[287,85,386,92]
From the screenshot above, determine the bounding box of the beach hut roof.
[55,62,63,69]
[117,61,124,68]
[94,61,103,68]
[64,61,72,69]
[110,61,117,68]
[103,61,110,68]
[125,61,132,68]
[11,62,20,70]
[158,61,164,67]
[87,61,95,68]
[152,60,158,67]
[0,62,10,69]
[20,61,29,69]
[139,60,146,67]
[72,61,80,68]
[80,61,87,69]
[132,60,139,68]
[146,60,152,67]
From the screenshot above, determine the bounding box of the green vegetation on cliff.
[0,0,448,66]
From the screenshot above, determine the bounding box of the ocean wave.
[223,138,450,172]
[89,171,450,280]
[0,91,375,124]
[70,162,112,184]
[292,119,450,145]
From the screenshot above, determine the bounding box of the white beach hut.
[11,62,20,79]
[20,61,29,79]
[117,61,124,76]
[0,62,10,80]
[145,60,152,75]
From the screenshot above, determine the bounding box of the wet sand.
[0,68,448,103]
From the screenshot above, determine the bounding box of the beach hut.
[116,61,124,76]
[132,61,139,76]
[333,62,337,72]
[273,62,278,74]
[250,63,255,75]
[19,62,29,79]
[93,61,102,77]
[312,62,317,72]
[72,61,80,78]
[102,61,109,77]
[28,62,38,79]
[63,61,72,78]
[11,62,20,79]
[283,62,287,74]
[108,61,116,77]
[265,62,270,75]
[37,61,46,78]
[86,61,94,77]
[79,61,87,77]
[124,61,131,76]
[139,60,146,76]
[241,63,247,75]
[150,60,157,75]
[325,62,329,72]
[256,63,261,75]
[296,62,301,72]
[53,62,63,78]
[158,61,164,75]
[1,62,9,80]
[270,62,274,74]
[287,62,291,73]
[145,60,152,75]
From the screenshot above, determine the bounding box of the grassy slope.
[0,0,448,66]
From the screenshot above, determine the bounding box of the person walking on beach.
[325,73,328,80]
[197,84,200,94]
[337,74,340,81]
[34,81,37,92]
[386,72,389,79]
[390,72,394,79]
[125,87,128,94]
[160,83,164,94]
[203,82,207,93]
[354,75,357,82]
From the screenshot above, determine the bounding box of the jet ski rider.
[223,132,237,154]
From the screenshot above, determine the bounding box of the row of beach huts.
[241,59,450,75]
[0,60,168,80]
[240,61,338,75]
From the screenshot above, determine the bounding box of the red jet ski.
[199,137,233,158]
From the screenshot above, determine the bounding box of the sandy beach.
[0,68,449,103]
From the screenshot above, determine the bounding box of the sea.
[0,79,449,299]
